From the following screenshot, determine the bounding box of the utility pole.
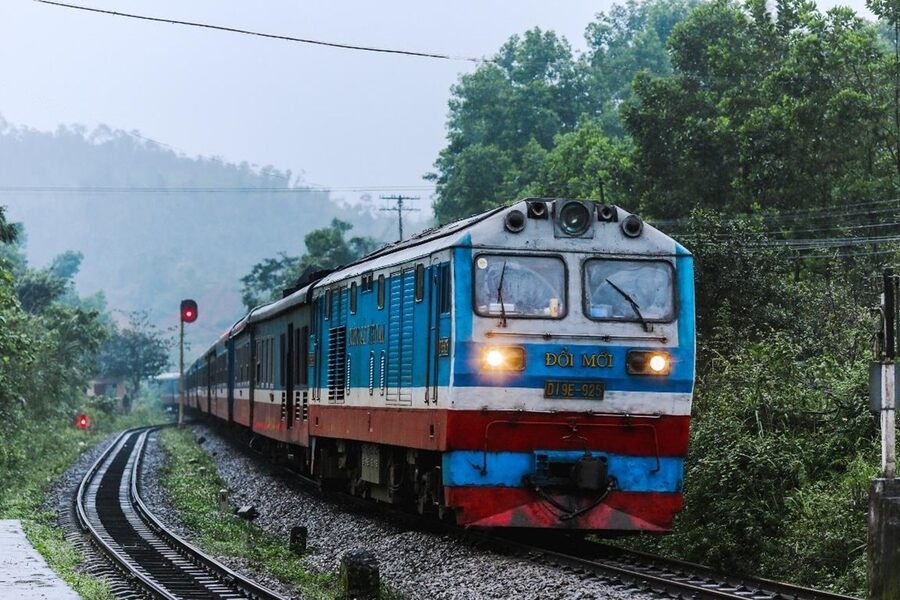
[869,269,899,600]
[380,195,420,241]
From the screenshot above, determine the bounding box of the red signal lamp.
[75,414,90,429]
[180,299,198,323]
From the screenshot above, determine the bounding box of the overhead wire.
[34,0,488,63]
[0,185,436,194]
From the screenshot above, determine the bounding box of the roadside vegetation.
[0,208,172,598]
[159,427,400,599]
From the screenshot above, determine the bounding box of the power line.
[0,185,435,194]
[380,195,421,241]
[34,1,487,63]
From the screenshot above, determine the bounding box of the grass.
[0,400,168,600]
[159,427,339,599]
[158,427,404,600]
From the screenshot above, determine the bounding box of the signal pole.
[178,319,184,427]
[869,269,899,600]
[380,195,420,241]
[178,299,198,427]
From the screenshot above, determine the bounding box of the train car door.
[425,258,441,404]
[387,268,415,406]
[285,322,294,428]
[206,353,213,413]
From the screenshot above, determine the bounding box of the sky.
[0,0,874,214]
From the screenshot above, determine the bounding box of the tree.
[623,0,895,219]
[521,120,633,202]
[0,206,17,244]
[240,219,380,310]
[239,253,297,310]
[585,0,697,136]
[98,311,171,412]
[429,29,591,223]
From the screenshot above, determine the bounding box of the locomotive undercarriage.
[314,439,449,518]
[229,422,452,520]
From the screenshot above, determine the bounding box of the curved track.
[77,427,286,600]
[494,532,862,600]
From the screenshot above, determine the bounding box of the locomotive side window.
[439,264,452,314]
[377,274,385,309]
[415,263,425,302]
[583,259,675,322]
[350,282,358,314]
[474,254,566,319]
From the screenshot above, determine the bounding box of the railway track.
[493,531,862,600]
[76,426,286,600]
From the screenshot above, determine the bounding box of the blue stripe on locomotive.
[442,450,684,492]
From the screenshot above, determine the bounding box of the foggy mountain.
[0,117,418,360]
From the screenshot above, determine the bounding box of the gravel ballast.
[140,422,656,600]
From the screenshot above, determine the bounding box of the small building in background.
[86,378,126,402]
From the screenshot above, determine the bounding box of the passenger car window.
[474,254,566,318]
[583,259,675,321]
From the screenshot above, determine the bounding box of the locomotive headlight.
[649,354,669,373]
[626,350,671,376]
[558,201,592,236]
[481,346,526,371]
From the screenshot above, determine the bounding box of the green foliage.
[98,311,172,409]
[624,0,896,218]
[240,219,379,310]
[430,1,691,223]
[0,206,17,244]
[429,28,591,222]
[0,400,164,600]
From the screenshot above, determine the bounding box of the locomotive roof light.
[621,214,643,238]
[597,204,617,222]
[526,200,549,219]
[556,200,593,237]
[505,209,527,233]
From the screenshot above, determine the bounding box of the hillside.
[0,117,414,357]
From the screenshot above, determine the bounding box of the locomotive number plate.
[543,380,604,400]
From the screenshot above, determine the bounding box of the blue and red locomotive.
[186,198,695,531]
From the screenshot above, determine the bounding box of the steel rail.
[585,541,860,600]
[76,426,287,600]
[76,427,179,600]
[130,428,286,600]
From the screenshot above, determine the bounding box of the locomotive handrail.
[484,329,669,342]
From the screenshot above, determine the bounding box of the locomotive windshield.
[583,259,675,322]
[474,254,566,318]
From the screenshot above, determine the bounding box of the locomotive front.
[443,198,695,531]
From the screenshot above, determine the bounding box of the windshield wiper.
[605,278,650,332]
[497,261,508,328]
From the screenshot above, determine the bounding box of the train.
[185,198,696,531]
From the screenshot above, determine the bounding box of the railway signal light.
[75,413,90,429]
[180,299,198,323]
